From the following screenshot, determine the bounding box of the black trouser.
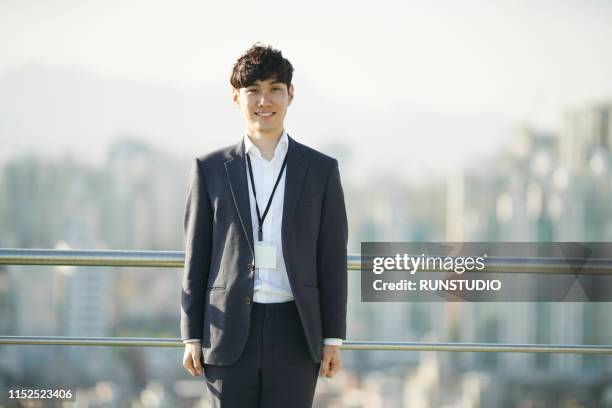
[203,300,321,408]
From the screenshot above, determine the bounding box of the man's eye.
[247,89,258,93]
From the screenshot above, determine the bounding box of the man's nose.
[258,92,272,106]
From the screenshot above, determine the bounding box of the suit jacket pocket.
[206,286,226,306]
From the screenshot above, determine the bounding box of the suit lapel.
[282,135,308,251]
[224,139,255,255]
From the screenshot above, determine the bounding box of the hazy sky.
[2,0,611,131]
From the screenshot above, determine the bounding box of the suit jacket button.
[245,296,251,305]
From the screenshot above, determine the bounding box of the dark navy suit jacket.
[180,135,348,365]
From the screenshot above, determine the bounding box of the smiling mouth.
[255,112,276,117]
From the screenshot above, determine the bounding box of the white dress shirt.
[184,130,342,346]
[245,130,292,303]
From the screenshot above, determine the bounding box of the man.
[180,42,348,408]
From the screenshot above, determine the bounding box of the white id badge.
[254,241,277,269]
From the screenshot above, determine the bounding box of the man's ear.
[232,87,240,108]
[288,84,294,105]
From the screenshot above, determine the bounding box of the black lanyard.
[246,152,288,241]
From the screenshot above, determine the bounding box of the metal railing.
[3,249,612,274]
[2,248,612,354]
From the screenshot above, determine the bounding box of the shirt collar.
[244,130,289,161]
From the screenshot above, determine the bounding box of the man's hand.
[183,342,203,376]
[320,344,342,378]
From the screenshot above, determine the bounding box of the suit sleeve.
[317,158,348,340]
[180,158,213,341]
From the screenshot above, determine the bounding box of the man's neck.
[247,129,283,161]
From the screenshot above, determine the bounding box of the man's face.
[233,77,294,136]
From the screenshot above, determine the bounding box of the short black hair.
[230,42,293,90]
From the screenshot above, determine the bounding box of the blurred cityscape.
[1,101,612,407]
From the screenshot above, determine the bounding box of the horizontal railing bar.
[1,336,611,354]
[342,342,612,354]
[1,249,612,275]
[0,336,181,347]
[0,248,185,268]
[352,255,612,275]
